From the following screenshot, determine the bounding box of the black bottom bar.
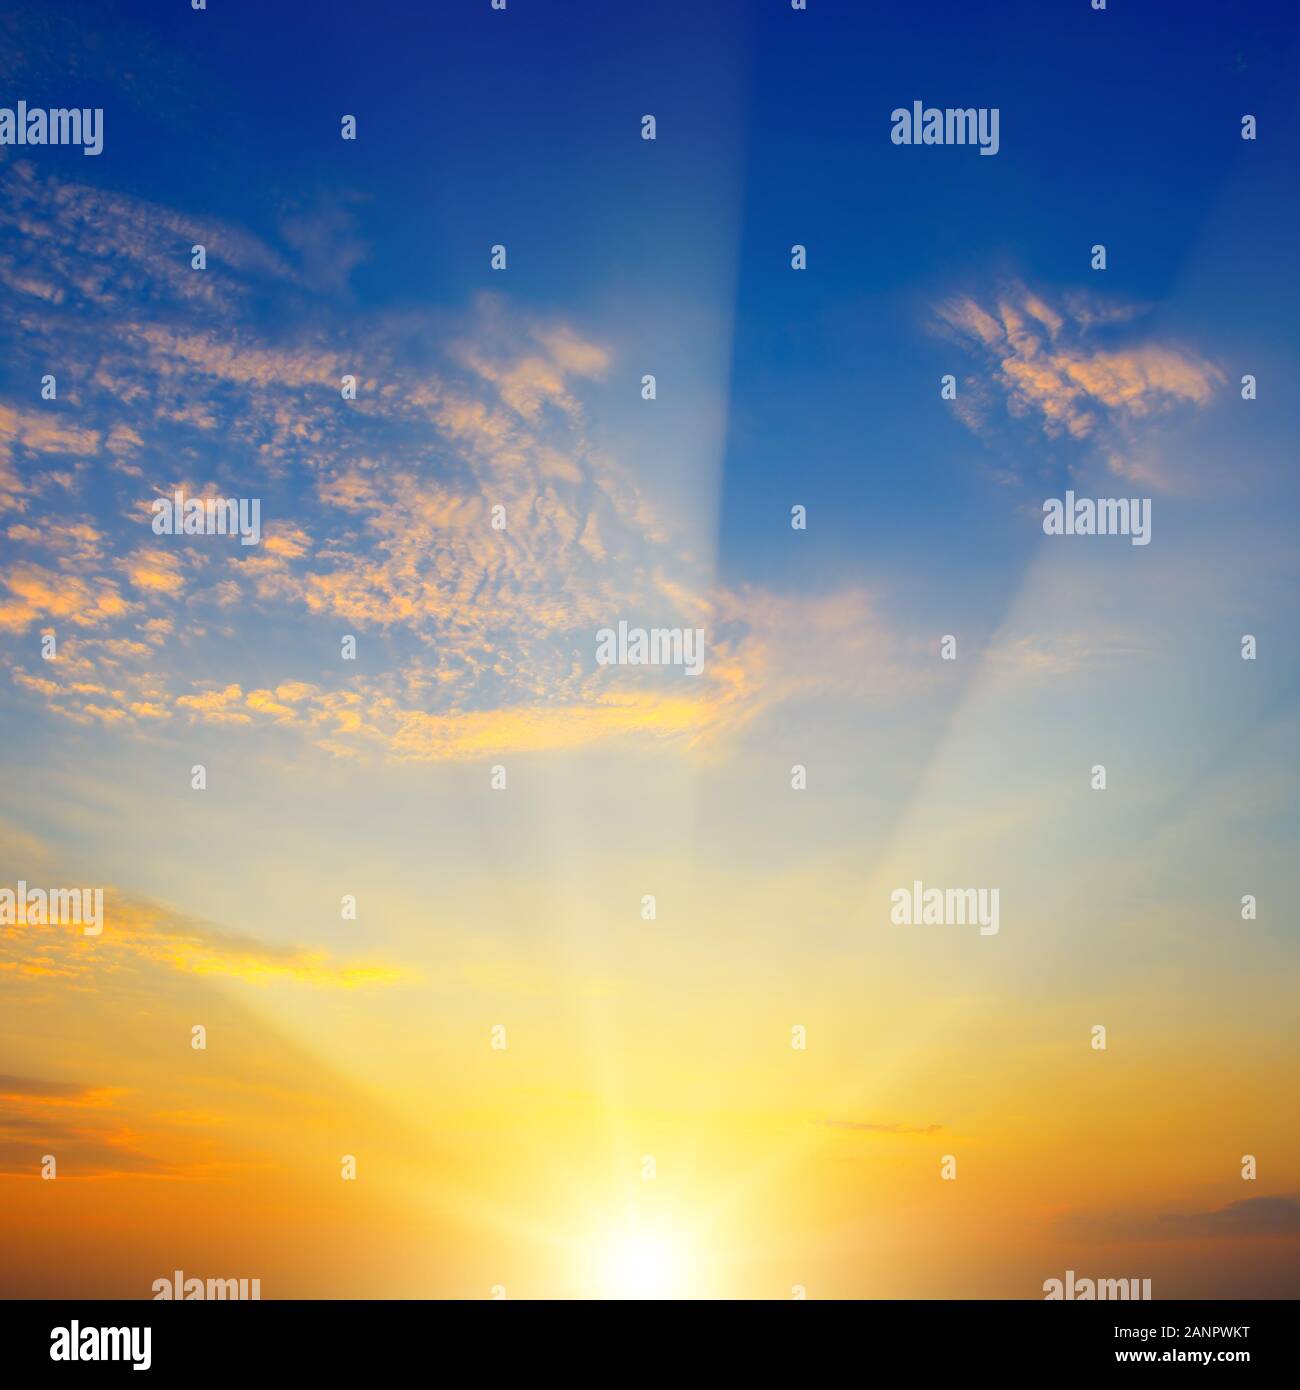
[3,1298,1284,1375]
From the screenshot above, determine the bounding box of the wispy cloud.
[936,282,1223,455]
[820,1119,944,1135]
[1061,1194,1300,1241]
[0,1074,123,1105]
[0,877,405,990]
[0,1072,178,1178]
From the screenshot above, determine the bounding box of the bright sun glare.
[599,1232,682,1300]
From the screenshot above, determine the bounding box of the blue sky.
[25,0,1290,609]
[7,1,1299,556]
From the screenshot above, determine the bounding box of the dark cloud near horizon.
[1062,1193,1300,1242]
[0,1071,100,1099]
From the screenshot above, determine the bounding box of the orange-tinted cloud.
[938,284,1223,443]
[1,885,405,991]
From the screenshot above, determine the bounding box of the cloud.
[1156,1195,1300,1239]
[1060,1194,1300,1241]
[0,403,101,515]
[0,160,295,317]
[0,165,931,764]
[820,1120,943,1135]
[0,562,132,633]
[0,1074,122,1105]
[120,547,186,595]
[937,283,1223,448]
[174,683,252,724]
[984,627,1150,680]
[0,888,405,990]
[7,573,923,759]
[0,1124,180,1178]
[276,192,371,294]
[0,404,100,457]
[0,1071,175,1178]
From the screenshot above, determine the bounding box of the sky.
[1,0,1298,1299]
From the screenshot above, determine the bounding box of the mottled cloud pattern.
[1,161,919,759]
[936,283,1223,464]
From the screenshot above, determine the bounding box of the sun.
[597,1231,684,1300]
